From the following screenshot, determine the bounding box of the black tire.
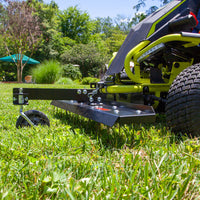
[166,64,200,137]
[16,110,50,128]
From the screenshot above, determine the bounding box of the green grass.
[0,83,199,199]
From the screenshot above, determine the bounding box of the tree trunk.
[17,64,22,83]
[20,64,23,83]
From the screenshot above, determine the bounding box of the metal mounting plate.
[51,100,156,126]
[13,88,97,105]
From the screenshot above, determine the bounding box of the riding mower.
[13,0,200,136]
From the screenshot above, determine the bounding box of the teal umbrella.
[0,54,40,64]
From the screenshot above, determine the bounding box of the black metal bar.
[13,88,98,105]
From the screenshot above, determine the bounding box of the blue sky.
[43,0,163,19]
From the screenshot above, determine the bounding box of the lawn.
[0,83,199,199]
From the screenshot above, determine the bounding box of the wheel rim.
[22,114,48,127]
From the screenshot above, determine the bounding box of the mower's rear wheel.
[166,63,200,137]
[16,110,50,128]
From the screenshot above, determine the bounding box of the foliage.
[89,33,109,54]
[134,0,172,13]
[59,6,94,44]
[0,0,42,82]
[131,12,147,25]
[30,0,60,60]
[93,17,115,38]
[55,77,74,85]
[61,64,82,80]
[81,77,100,85]
[0,61,17,81]
[0,83,200,199]
[0,35,6,56]
[114,15,133,33]
[105,30,127,54]
[31,60,61,84]
[61,43,109,77]
[0,71,16,81]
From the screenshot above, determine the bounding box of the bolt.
[97,97,102,102]
[114,110,119,114]
[112,106,117,110]
[77,89,82,95]
[136,110,142,114]
[83,90,87,95]
[89,97,94,102]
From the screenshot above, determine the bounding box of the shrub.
[31,60,61,84]
[0,62,17,81]
[61,43,109,77]
[0,71,16,81]
[61,64,82,80]
[82,77,100,85]
[74,79,81,85]
[55,77,74,85]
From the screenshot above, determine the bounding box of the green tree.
[0,34,16,81]
[130,0,172,30]
[59,6,94,44]
[89,33,109,55]
[0,0,42,82]
[114,15,133,33]
[93,17,115,38]
[31,0,69,60]
[105,30,127,54]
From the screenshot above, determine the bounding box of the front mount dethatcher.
[13,87,156,128]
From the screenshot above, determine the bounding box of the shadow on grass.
[52,108,182,150]
[156,114,197,142]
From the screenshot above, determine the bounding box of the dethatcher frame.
[13,87,156,127]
